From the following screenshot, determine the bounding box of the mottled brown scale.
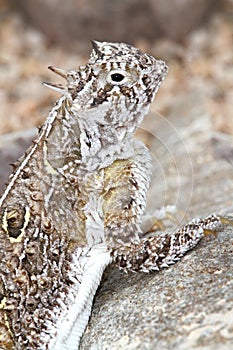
[13,270,29,287]
[29,202,41,216]
[27,181,39,191]
[30,192,43,202]
[42,217,54,233]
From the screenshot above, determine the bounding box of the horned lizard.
[0,41,231,350]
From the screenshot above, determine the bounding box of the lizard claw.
[219,214,233,226]
[203,214,233,237]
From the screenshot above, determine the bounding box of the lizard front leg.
[111,214,232,272]
[102,149,231,272]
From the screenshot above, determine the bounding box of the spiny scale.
[0,41,231,350]
[48,66,67,79]
[42,82,67,95]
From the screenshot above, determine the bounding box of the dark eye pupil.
[111,73,124,82]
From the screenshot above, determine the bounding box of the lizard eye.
[111,73,125,82]
[107,70,127,85]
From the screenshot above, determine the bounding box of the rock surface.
[81,228,233,350]
[0,128,36,193]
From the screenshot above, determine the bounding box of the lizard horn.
[42,82,67,95]
[48,66,67,79]
[91,40,103,57]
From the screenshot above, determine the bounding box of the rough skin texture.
[0,41,230,350]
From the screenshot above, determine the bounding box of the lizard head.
[45,41,168,134]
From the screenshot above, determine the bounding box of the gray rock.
[0,128,36,194]
[81,227,233,350]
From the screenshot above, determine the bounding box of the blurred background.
[0,0,232,215]
[0,0,232,134]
